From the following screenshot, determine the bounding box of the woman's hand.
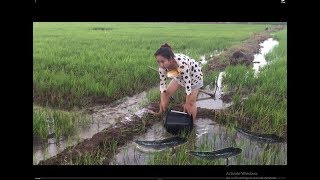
[148,102,165,116]
[148,110,162,116]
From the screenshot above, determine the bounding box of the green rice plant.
[33,105,90,139]
[73,149,105,165]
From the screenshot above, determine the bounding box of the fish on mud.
[134,136,187,150]
[236,127,286,143]
[188,147,242,160]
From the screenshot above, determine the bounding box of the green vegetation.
[33,23,287,166]
[33,106,90,139]
[221,28,287,136]
[34,22,267,109]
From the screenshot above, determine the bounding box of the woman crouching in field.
[151,43,203,122]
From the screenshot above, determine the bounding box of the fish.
[188,147,242,160]
[134,136,187,150]
[236,127,286,143]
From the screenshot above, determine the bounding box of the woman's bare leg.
[187,89,199,122]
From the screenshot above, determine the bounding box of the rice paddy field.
[33,22,287,166]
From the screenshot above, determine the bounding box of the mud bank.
[206,25,284,72]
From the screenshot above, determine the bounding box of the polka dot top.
[159,53,203,95]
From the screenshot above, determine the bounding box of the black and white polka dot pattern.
[159,53,203,95]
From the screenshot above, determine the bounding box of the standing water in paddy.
[253,38,279,75]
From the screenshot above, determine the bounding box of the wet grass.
[73,150,105,165]
[223,65,256,90]
[203,70,220,88]
[43,114,160,165]
[146,87,161,103]
[218,28,287,137]
[232,141,285,165]
[148,126,286,165]
[34,22,268,109]
[71,137,119,165]
[33,134,79,165]
[33,105,91,139]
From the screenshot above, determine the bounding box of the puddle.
[199,50,223,66]
[253,38,279,75]
[110,118,287,165]
[109,122,172,165]
[199,55,207,65]
[197,72,232,110]
[33,91,149,165]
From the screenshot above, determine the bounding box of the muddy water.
[197,72,233,110]
[199,50,223,66]
[110,118,287,165]
[33,91,149,165]
[253,38,279,74]
[109,122,171,165]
